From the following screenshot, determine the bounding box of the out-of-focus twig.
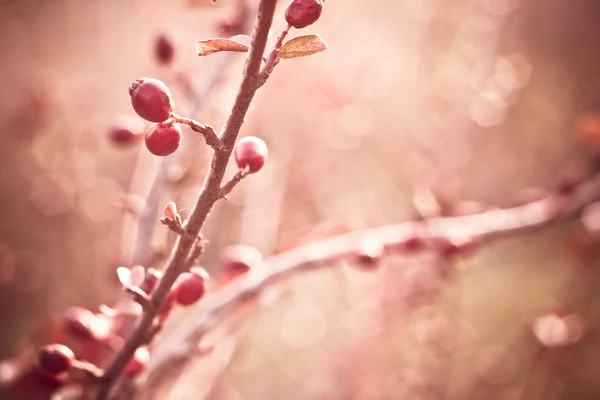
[146,172,600,377]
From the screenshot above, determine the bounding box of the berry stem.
[95,1,278,398]
[258,24,292,86]
[220,167,250,198]
[145,171,600,382]
[171,113,223,150]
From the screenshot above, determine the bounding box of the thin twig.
[159,217,186,236]
[95,2,278,398]
[146,173,600,377]
[258,23,291,87]
[171,114,222,151]
[219,167,250,198]
[186,235,208,268]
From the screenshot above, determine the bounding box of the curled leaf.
[116,267,131,287]
[229,34,252,48]
[129,265,146,287]
[279,34,327,59]
[196,38,249,56]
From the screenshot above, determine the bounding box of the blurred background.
[2,0,600,399]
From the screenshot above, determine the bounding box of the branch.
[146,172,600,378]
[171,114,222,151]
[95,1,278,398]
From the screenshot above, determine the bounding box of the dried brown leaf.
[196,38,249,56]
[279,34,327,59]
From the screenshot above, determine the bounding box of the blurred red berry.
[234,136,268,173]
[145,121,182,156]
[435,234,477,260]
[154,33,175,66]
[38,344,74,375]
[129,78,174,122]
[575,111,600,145]
[393,232,425,253]
[109,115,145,148]
[285,0,324,29]
[63,306,97,340]
[173,268,209,306]
[219,244,263,278]
[352,238,384,270]
[123,347,150,378]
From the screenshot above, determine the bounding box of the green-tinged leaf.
[196,37,249,56]
[279,34,327,59]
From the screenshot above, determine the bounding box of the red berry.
[219,244,263,278]
[109,114,145,147]
[38,344,74,375]
[285,0,324,29]
[129,78,174,122]
[352,238,384,270]
[154,34,175,66]
[63,306,97,339]
[234,136,268,173]
[124,347,150,378]
[145,121,182,156]
[173,268,209,306]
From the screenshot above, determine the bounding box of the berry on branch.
[219,244,263,278]
[351,238,384,270]
[173,268,210,306]
[129,78,174,123]
[63,306,97,340]
[109,114,145,148]
[145,121,182,156]
[234,136,268,173]
[154,33,176,66]
[124,347,150,378]
[38,344,75,375]
[285,0,324,29]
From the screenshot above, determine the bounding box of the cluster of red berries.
[1,243,263,399]
[114,75,269,173]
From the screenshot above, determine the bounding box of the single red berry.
[393,232,425,253]
[556,173,580,196]
[173,268,209,306]
[154,33,175,66]
[140,268,163,295]
[145,121,182,156]
[285,0,324,29]
[38,344,74,375]
[129,78,174,122]
[124,347,150,378]
[435,234,477,260]
[234,136,268,173]
[352,238,384,270]
[109,114,145,148]
[219,244,263,278]
[63,306,97,340]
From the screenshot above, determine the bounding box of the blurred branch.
[95,1,278,398]
[146,171,600,378]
